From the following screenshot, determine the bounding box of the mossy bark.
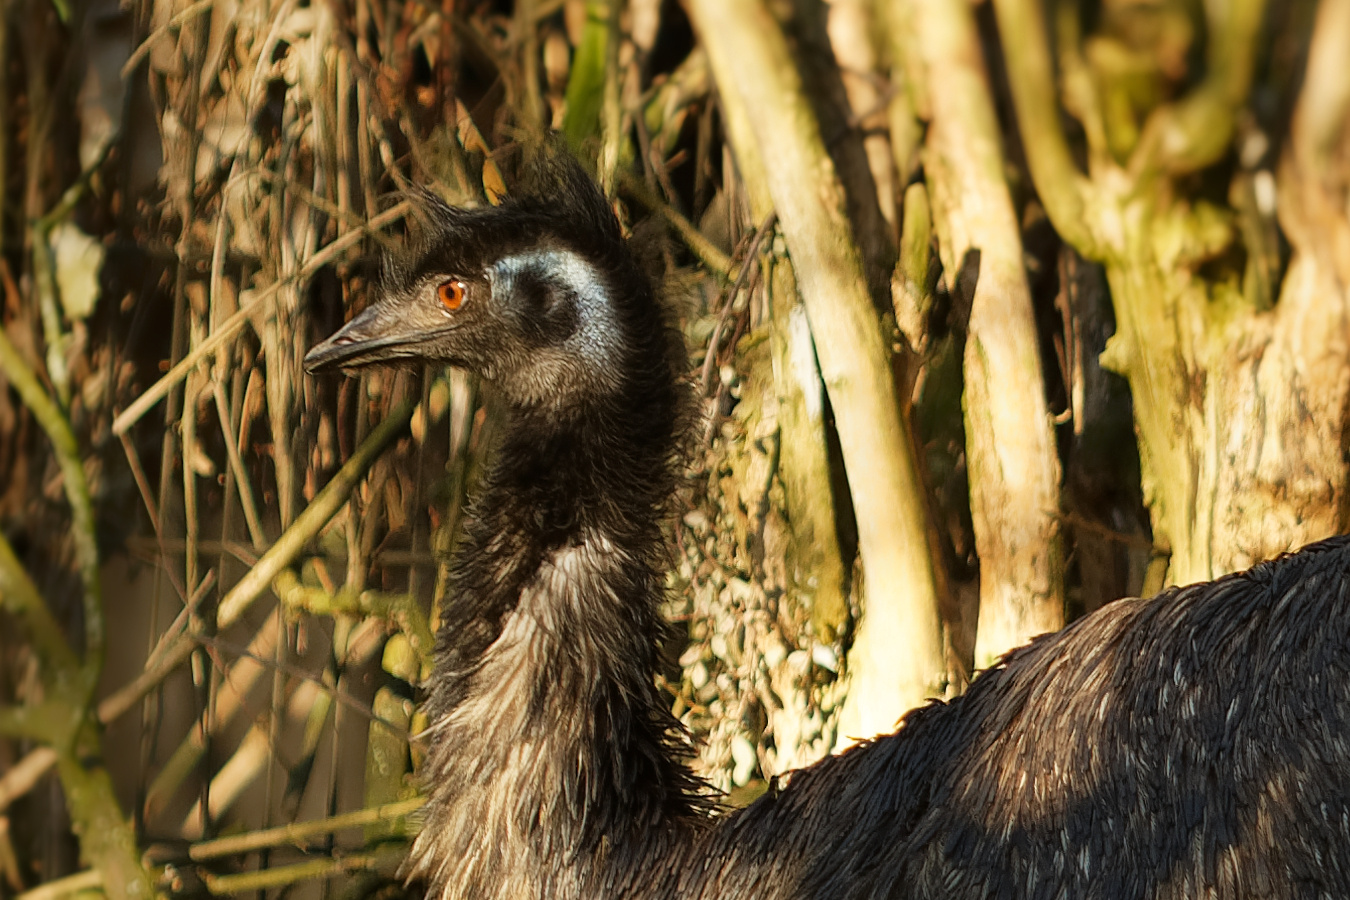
[764,255,851,641]
[995,0,1349,586]
[56,753,154,900]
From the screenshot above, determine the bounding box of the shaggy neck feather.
[406,389,702,900]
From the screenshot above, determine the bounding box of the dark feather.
[306,148,1350,900]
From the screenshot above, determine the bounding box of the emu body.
[306,153,1350,899]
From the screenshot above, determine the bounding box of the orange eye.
[437,280,467,311]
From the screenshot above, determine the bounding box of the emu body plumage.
[306,151,1350,900]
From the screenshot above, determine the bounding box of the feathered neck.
[406,361,706,900]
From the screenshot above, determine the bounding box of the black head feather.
[304,150,669,420]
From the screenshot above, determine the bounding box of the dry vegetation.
[0,1,861,895]
[1,0,1346,897]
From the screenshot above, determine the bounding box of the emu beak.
[304,301,421,373]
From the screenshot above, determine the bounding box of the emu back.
[708,536,1350,899]
[305,150,1350,900]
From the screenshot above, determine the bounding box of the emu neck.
[409,400,700,900]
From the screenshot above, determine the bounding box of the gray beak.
[304,302,427,373]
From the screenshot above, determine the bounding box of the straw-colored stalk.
[689,0,945,742]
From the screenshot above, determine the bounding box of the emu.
[305,150,1350,899]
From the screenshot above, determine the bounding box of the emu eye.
[437,280,467,311]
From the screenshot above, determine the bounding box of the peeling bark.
[899,0,1064,666]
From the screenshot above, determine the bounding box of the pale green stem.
[0,322,101,693]
[990,0,1100,257]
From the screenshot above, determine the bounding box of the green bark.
[995,0,1349,585]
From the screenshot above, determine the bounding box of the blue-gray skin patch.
[486,247,625,406]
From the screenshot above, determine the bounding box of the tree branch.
[991,0,1099,257]
[0,322,101,691]
[1129,0,1268,177]
[689,0,946,742]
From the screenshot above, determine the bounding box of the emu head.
[305,153,651,415]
